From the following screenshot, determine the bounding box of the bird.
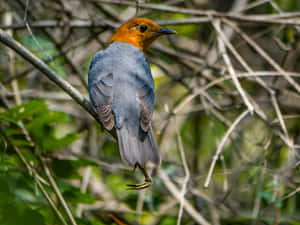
[88,18,176,190]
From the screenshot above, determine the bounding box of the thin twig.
[77,125,97,217]
[0,20,117,29]
[223,18,300,93]
[0,29,116,138]
[212,18,273,94]
[135,0,139,16]
[16,119,79,225]
[213,19,254,113]
[165,70,300,117]
[4,12,22,105]
[270,95,288,137]
[281,187,300,200]
[158,169,211,225]
[237,0,270,12]
[42,163,78,225]
[204,110,249,187]
[136,188,146,224]
[22,1,90,90]
[270,94,294,153]
[176,125,190,225]
[93,0,300,25]
[0,127,68,225]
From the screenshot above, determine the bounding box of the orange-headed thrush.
[88,18,176,189]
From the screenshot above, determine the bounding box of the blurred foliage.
[21,35,67,78]
[0,100,96,225]
[0,100,78,151]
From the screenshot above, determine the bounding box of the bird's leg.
[127,163,152,190]
[132,163,138,172]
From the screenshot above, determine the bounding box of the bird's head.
[109,18,176,51]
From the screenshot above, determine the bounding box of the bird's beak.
[154,27,177,35]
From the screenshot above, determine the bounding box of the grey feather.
[89,73,114,130]
[117,125,160,166]
[88,42,159,166]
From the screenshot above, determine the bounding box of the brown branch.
[0,28,116,138]
[93,0,300,25]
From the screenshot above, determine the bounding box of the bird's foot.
[126,177,152,190]
[127,163,152,190]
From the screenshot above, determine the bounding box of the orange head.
[109,18,176,51]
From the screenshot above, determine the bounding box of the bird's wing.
[89,72,115,130]
[135,73,155,132]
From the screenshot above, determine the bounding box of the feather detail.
[99,104,114,130]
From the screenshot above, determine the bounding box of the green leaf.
[258,191,273,201]
[160,217,177,225]
[21,35,66,77]
[22,209,45,225]
[0,100,78,152]
[0,200,45,225]
[72,158,99,168]
[52,158,98,179]
[285,27,295,43]
[42,132,78,151]
[63,187,96,204]
[0,178,12,205]
[52,159,80,179]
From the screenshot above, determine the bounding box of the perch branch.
[0,28,115,137]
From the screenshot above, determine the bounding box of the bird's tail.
[116,125,160,167]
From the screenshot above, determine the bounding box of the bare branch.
[204,110,249,187]
[158,169,211,225]
[176,125,190,225]
[223,18,300,93]
[0,28,115,137]
[213,19,254,113]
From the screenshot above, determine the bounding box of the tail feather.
[117,125,160,167]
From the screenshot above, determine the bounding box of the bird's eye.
[140,24,148,33]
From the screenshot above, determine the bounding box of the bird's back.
[89,42,154,130]
[88,42,159,166]
[88,42,152,87]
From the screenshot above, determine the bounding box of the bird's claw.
[127,163,152,190]
[126,178,152,190]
